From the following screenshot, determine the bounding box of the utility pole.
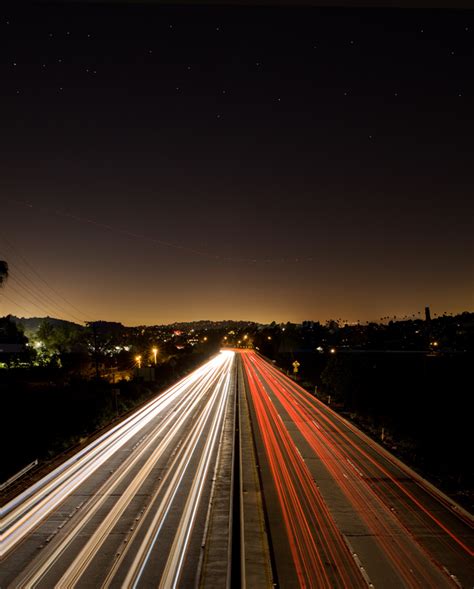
[92,323,100,379]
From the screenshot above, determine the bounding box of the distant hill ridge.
[7,316,258,336]
[10,316,82,333]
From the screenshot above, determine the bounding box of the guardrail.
[0,460,38,492]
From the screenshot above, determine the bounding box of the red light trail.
[242,352,367,588]
[241,351,473,588]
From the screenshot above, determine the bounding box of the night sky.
[1,2,473,325]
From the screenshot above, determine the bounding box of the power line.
[5,198,317,265]
[0,233,91,322]
[0,232,90,319]
[0,251,88,323]
[0,292,35,317]
[7,266,86,323]
[3,282,65,318]
[7,264,80,317]
[7,274,80,323]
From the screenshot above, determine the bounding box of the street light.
[152,347,158,365]
[135,355,142,369]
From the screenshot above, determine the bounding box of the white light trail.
[0,352,233,561]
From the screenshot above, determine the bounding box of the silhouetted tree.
[37,319,84,355]
[0,260,8,286]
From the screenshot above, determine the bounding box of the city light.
[135,355,142,369]
[152,347,158,365]
[1,352,235,567]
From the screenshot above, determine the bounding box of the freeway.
[0,350,235,588]
[241,351,474,589]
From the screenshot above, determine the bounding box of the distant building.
[425,306,431,322]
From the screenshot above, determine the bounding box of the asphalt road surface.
[1,351,235,588]
[2,349,473,588]
[240,350,474,589]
